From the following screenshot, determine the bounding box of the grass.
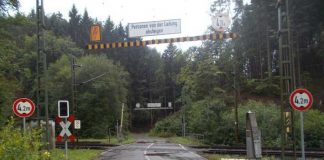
[49,149,102,160]
[206,154,246,160]
[168,136,204,146]
[205,154,276,160]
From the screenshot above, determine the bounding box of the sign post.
[290,88,313,160]
[12,98,36,134]
[300,112,305,160]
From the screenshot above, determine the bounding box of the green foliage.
[162,43,186,104]
[48,55,129,138]
[152,100,282,147]
[150,112,182,137]
[186,98,226,142]
[179,51,226,102]
[206,154,276,160]
[244,78,280,96]
[295,109,324,148]
[49,149,101,160]
[0,76,19,125]
[153,99,324,148]
[232,100,281,147]
[0,1,323,149]
[0,118,45,160]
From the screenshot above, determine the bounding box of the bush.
[150,112,182,137]
[295,109,324,148]
[244,78,280,96]
[152,100,324,148]
[234,100,281,147]
[0,117,46,160]
[186,99,226,144]
[205,100,282,146]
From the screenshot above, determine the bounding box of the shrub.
[151,100,324,148]
[150,112,182,137]
[295,109,324,148]
[236,100,281,147]
[244,78,280,97]
[0,117,45,160]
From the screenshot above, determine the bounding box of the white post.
[116,120,119,141]
[23,117,26,135]
[65,118,68,160]
[120,103,124,132]
[300,112,305,160]
[120,103,124,140]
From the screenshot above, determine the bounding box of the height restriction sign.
[12,98,36,118]
[289,88,313,112]
[212,13,231,32]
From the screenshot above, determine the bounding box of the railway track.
[55,142,324,158]
[191,145,324,158]
[55,142,118,150]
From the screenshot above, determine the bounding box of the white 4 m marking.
[293,93,310,108]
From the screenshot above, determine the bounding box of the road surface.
[97,136,206,160]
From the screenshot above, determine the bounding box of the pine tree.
[68,4,81,46]
[80,9,93,47]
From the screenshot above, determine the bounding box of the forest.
[0,0,324,149]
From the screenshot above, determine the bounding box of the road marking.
[221,159,247,160]
[100,149,113,156]
[144,143,154,160]
[179,144,187,151]
[100,144,126,156]
[178,144,207,160]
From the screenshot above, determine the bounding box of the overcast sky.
[19,0,217,53]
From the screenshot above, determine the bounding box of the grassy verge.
[49,149,101,160]
[168,136,204,146]
[205,154,276,160]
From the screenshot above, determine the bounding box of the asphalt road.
[97,137,207,160]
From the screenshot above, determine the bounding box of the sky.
[19,0,217,53]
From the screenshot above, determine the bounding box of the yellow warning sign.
[90,25,101,42]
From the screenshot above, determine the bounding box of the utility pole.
[36,0,49,150]
[233,48,240,144]
[71,57,81,116]
[71,56,81,142]
[182,108,186,137]
[71,58,75,116]
[234,65,239,143]
[276,0,297,159]
[266,25,272,82]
